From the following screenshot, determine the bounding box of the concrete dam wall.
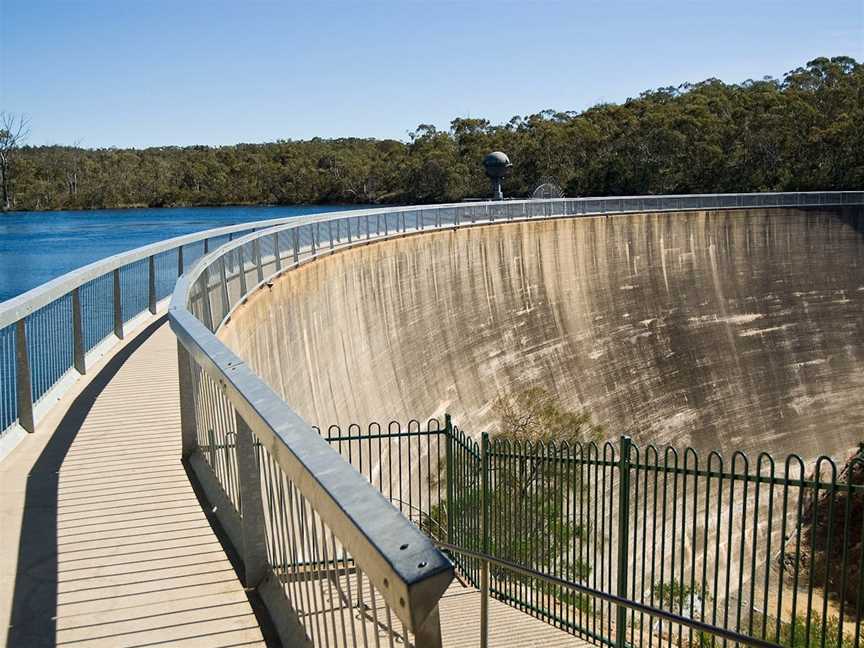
[219,207,864,460]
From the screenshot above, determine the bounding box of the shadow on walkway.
[6,316,167,648]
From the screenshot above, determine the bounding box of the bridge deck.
[0,319,585,647]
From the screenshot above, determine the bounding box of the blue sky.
[1,0,862,149]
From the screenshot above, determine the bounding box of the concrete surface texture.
[219,208,864,460]
[0,319,269,648]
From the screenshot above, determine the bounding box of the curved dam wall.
[219,207,864,459]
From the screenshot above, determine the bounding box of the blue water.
[0,205,363,303]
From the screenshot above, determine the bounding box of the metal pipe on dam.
[219,207,864,460]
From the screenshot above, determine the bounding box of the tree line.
[2,56,861,212]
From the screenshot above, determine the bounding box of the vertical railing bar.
[112,268,123,339]
[15,318,34,433]
[236,413,269,588]
[480,431,490,648]
[616,436,632,648]
[71,287,86,375]
[148,255,157,314]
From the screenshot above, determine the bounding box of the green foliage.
[748,611,857,648]
[427,389,603,612]
[650,578,712,612]
[4,56,862,211]
[492,386,604,445]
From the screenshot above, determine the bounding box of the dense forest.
[2,56,861,212]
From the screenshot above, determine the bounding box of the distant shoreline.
[0,199,387,215]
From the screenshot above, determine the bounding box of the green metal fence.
[316,418,864,648]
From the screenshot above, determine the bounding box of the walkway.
[0,319,269,648]
[0,318,583,647]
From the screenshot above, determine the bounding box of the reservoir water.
[0,204,363,303]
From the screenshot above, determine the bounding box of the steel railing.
[318,418,864,648]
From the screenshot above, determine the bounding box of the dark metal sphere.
[483,151,512,179]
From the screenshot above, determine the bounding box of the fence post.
[112,268,124,340]
[444,413,454,546]
[148,255,157,315]
[71,287,86,374]
[177,342,197,457]
[480,431,490,648]
[616,435,632,648]
[235,413,269,588]
[15,319,34,433]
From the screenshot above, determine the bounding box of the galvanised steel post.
[15,319,34,433]
[203,238,209,253]
[237,248,248,298]
[71,287,86,375]
[219,258,230,317]
[444,414,454,546]
[201,269,215,332]
[177,245,184,276]
[112,268,124,340]
[176,342,197,457]
[414,605,443,648]
[273,232,282,271]
[235,413,268,588]
[616,436,633,648]
[292,229,300,265]
[480,431,490,648]
[148,255,157,315]
[253,239,264,284]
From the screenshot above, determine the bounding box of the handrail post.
[201,269,215,331]
[148,255,157,315]
[237,247,248,297]
[177,245,184,276]
[177,342,197,457]
[253,239,264,283]
[273,232,282,271]
[15,319,34,433]
[292,228,300,264]
[219,258,230,321]
[235,412,268,588]
[414,603,443,648]
[480,431,490,648]
[616,435,632,648]
[112,268,124,339]
[444,413,454,546]
[71,287,86,374]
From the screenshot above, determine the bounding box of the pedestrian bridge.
[1,193,862,648]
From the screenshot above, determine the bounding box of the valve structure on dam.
[1,192,863,648]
